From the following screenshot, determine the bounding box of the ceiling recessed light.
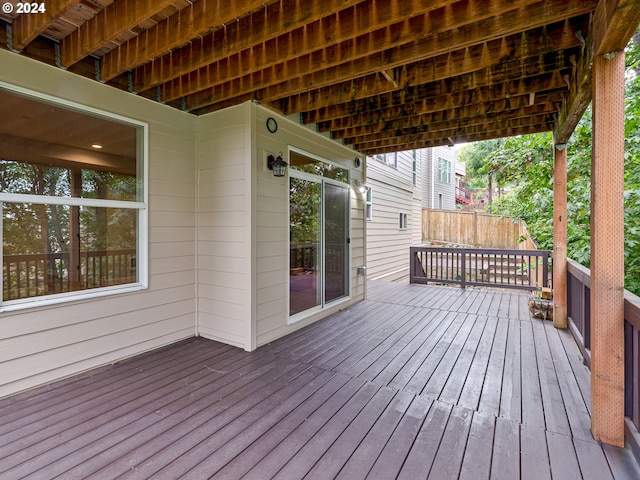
[91,144,103,149]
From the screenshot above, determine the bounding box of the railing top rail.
[410,246,551,256]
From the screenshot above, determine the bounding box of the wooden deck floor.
[1,281,639,479]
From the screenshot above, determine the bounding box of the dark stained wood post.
[590,50,626,447]
[553,141,567,329]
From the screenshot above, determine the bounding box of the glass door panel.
[324,182,349,303]
[289,177,321,316]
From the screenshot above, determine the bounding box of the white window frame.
[399,213,408,230]
[412,150,417,186]
[0,82,149,312]
[365,188,373,221]
[370,153,398,169]
[439,157,451,184]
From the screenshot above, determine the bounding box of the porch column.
[553,141,567,329]
[590,51,625,447]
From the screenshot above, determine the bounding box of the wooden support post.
[553,141,568,329]
[590,51,626,447]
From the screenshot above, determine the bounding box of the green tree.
[467,33,640,293]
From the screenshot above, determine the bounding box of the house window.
[439,157,451,183]
[412,150,417,186]
[0,84,147,309]
[399,213,408,230]
[365,188,373,220]
[370,153,397,169]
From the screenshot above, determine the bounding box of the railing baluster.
[409,247,552,292]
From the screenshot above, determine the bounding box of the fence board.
[422,209,537,250]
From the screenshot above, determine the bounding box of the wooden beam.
[593,0,640,56]
[133,0,433,93]
[61,0,176,68]
[100,0,282,82]
[553,0,640,143]
[181,1,595,110]
[553,141,568,329]
[590,51,625,448]
[283,17,589,115]
[11,0,78,51]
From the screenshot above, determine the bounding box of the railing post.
[461,252,466,290]
[553,140,568,328]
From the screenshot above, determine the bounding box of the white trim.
[287,148,351,325]
[0,82,150,308]
[0,193,146,210]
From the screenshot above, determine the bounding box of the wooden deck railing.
[410,247,551,291]
[409,247,551,290]
[3,249,136,300]
[567,258,640,461]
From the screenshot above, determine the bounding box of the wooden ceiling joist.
[342,96,561,145]
[2,0,638,154]
[157,0,539,102]
[132,0,427,94]
[61,0,177,68]
[183,2,593,113]
[100,0,282,82]
[361,123,552,155]
[332,102,560,143]
[11,0,78,51]
[320,72,568,135]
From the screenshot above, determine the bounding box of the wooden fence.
[422,209,537,250]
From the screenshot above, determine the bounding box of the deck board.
[0,281,638,479]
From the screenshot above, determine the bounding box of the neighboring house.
[364,146,458,282]
[0,51,366,398]
[421,146,457,211]
[364,151,422,282]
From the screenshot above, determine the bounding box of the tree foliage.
[460,34,640,294]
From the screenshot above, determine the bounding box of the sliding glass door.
[289,152,349,319]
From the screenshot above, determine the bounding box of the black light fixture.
[267,152,288,177]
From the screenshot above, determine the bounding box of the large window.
[0,84,147,309]
[439,157,452,183]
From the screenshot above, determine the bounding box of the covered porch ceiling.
[1,0,638,157]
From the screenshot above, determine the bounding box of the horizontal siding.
[255,105,365,346]
[366,151,422,280]
[0,50,197,398]
[197,104,251,350]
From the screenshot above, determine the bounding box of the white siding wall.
[254,105,366,346]
[0,50,197,398]
[365,150,419,281]
[0,53,367,398]
[196,103,253,349]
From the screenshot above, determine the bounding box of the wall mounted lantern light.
[267,152,288,177]
[353,179,368,194]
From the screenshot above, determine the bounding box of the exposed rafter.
[182,1,595,112]
[100,0,282,82]
[61,0,177,68]
[11,0,77,51]
[1,0,638,154]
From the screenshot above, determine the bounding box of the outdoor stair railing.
[410,246,551,291]
[566,258,640,462]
